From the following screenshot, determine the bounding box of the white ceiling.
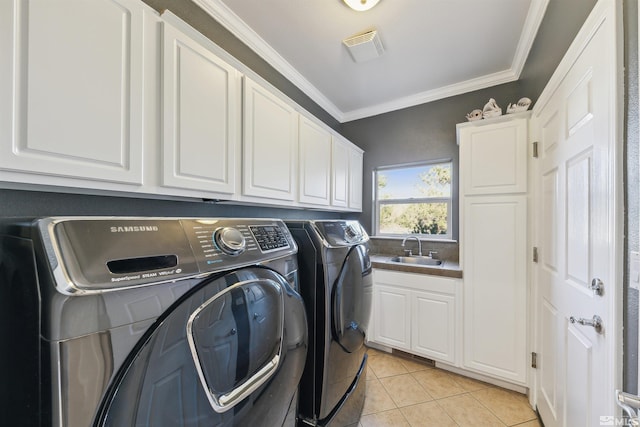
[193,0,549,122]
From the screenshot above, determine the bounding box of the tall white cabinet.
[458,113,530,386]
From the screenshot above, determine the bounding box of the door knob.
[591,278,604,296]
[569,315,603,333]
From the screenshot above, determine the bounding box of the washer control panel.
[182,219,295,272]
[39,217,297,294]
[250,225,290,252]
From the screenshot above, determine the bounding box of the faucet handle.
[404,249,413,256]
[428,251,438,259]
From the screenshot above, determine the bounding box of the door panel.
[540,300,559,420]
[332,245,371,353]
[533,2,620,425]
[565,324,593,426]
[97,268,306,427]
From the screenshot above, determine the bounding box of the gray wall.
[0,189,347,221]
[340,0,597,238]
[624,0,639,393]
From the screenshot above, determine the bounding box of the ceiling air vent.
[342,30,384,63]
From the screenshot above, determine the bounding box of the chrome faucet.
[401,236,422,256]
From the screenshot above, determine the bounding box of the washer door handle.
[186,278,284,413]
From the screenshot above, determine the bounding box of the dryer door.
[95,268,306,427]
[331,244,372,353]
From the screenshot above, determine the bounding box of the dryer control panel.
[311,220,369,247]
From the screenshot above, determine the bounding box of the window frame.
[373,159,453,239]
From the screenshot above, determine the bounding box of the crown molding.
[193,0,545,123]
[193,0,345,121]
[511,0,550,77]
[342,69,519,122]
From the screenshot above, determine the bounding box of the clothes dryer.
[285,220,372,427]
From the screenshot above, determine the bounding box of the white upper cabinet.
[458,116,528,195]
[331,135,350,208]
[331,135,363,211]
[0,3,364,212]
[242,77,298,201]
[298,116,331,206]
[348,146,364,211]
[0,0,149,184]
[161,20,240,195]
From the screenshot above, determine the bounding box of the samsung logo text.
[110,226,160,233]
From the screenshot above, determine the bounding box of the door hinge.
[531,352,538,369]
[533,247,539,263]
[532,141,539,158]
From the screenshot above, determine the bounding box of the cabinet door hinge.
[533,247,539,263]
[532,141,539,158]
[531,352,538,369]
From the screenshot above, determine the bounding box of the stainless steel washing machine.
[0,217,307,427]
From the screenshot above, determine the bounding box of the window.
[374,161,452,238]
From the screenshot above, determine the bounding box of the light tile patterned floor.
[353,348,542,427]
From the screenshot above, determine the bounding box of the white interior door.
[533,1,621,426]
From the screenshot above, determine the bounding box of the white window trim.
[373,160,453,239]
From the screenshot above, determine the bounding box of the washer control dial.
[213,227,246,256]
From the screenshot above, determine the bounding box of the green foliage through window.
[375,162,452,237]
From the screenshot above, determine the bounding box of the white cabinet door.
[298,116,331,206]
[459,117,528,195]
[373,284,411,351]
[0,0,147,184]
[243,77,298,201]
[348,147,364,211]
[412,290,456,364]
[331,136,349,208]
[462,194,527,384]
[161,21,240,195]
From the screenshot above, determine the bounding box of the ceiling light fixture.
[343,0,380,12]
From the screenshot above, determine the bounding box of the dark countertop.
[370,254,463,279]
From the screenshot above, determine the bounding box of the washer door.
[95,268,306,427]
[331,244,372,353]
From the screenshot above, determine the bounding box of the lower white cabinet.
[373,284,411,350]
[371,269,459,365]
[412,289,456,364]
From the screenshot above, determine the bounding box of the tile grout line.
[364,349,538,427]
